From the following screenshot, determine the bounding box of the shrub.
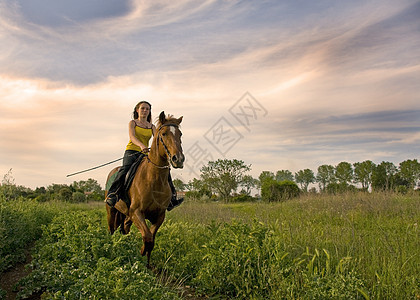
[230,194,256,202]
[261,180,300,202]
[71,191,86,203]
[185,190,214,202]
[86,191,103,202]
[58,187,72,202]
[396,185,408,194]
[34,194,48,202]
[326,183,357,194]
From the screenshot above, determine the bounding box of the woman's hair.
[133,101,152,122]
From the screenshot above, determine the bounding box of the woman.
[105,101,183,212]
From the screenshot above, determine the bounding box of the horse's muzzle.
[171,153,185,168]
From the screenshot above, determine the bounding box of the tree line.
[176,158,420,202]
[1,158,419,203]
[0,169,104,203]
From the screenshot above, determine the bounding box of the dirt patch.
[0,248,40,300]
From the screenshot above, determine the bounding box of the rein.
[147,123,179,169]
[146,156,170,169]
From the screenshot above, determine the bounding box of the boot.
[105,192,118,207]
[114,200,129,215]
[167,195,184,211]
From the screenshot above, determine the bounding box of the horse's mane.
[156,114,181,128]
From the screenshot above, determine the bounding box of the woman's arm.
[128,120,148,151]
[152,124,157,137]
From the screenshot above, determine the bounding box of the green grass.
[164,192,420,298]
[1,192,419,299]
[0,198,56,273]
[15,210,181,299]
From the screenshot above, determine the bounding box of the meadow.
[1,192,419,299]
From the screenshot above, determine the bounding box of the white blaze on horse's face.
[169,125,184,169]
[159,123,184,169]
[169,126,176,136]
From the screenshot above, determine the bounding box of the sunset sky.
[1,0,419,189]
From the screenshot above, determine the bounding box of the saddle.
[120,154,145,208]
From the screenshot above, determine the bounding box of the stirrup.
[105,193,117,207]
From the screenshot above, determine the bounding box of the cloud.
[276,109,420,145]
[0,0,221,83]
[15,0,132,27]
[1,0,418,89]
[0,0,419,188]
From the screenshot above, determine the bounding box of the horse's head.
[156,111,184,168]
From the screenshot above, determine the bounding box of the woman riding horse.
[105,101,183,213]
[106,110,185,267]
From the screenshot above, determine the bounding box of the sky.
[0,0,419,189]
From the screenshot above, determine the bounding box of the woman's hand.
[141,147,150,154]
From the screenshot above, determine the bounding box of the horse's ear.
[177,116,183,124]
[159,111,166,124]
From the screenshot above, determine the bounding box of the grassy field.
[1,192,419,299]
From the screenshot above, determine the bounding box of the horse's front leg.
[150,212,166,240]
[147,212,166,261]
[122,217,132,234]
[131,209,153,257]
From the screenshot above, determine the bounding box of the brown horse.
[105,111,184,267]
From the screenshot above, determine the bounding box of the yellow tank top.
[125,126,153,152]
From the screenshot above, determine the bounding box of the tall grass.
[162,192,419,298]
[2,192,419,299]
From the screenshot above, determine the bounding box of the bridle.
[147,123,180,169]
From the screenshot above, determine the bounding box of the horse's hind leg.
[106,204,117,234]
[119,215,133,235]
[122,217,133,234]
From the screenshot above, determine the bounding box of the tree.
[353,160,375,190]
[372,161,397,191]
[240,175,258,195]
[0,169,33,200]
[47,183,70,195]
[185,178,212,200]
[71,179,104,202]
[200,159,251,201]
[186,178,203,191]
[295,169,315,192]
[1,168,16,200]
[258,171,275,192]
[316,164,335,192]
[172,178,186,192]
[335,162,353,186]
[275,170,294,182]
[72,179,102,194]
[398,159,420,189]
